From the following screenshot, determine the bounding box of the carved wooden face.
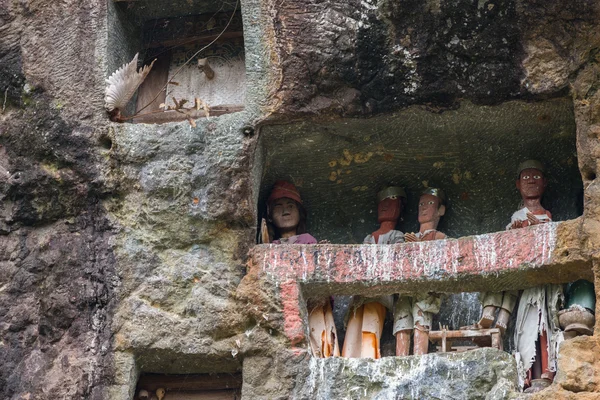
[271,198,300,232]
[417,193,445,225]
[516,168,547,199]
[377,196,402,223]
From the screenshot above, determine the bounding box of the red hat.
[268,180,303,205]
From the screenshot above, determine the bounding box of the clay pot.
[558,307,595,336]
[524,378,551,393]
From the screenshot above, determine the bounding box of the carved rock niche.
[111,0,246,124]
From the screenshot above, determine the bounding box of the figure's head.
[516,160,547,200]
[418,188,446,226]
[267,180,306,238]
[376,186,406,223]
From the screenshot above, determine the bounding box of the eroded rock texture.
[293,349,517,400]
[1,0,600,399]
[0,36,117,400]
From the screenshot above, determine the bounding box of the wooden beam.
[132,105,245,124]
[163,390,240,400]
[144,32,244,50]
[429,328,501,340]
[136,373,242,392]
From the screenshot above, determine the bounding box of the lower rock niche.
[294,348,517,399]
[135,373,242,400]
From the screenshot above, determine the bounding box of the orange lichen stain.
[352,185,369,192]
[337,149,373,166]
[460,192,470,201]
[338,149,353,166]
[566,157,574,166]
[498,169,506,176]
[452,173,461,184]
[345,170,352,174]
[337,179,343,184]
[415,154,425,161]
[354,151,373,164]
[464,171,472,180]
[383,153,394,161]
[329,171,337,181]
[433,161,445,168]
[422,180,429,188]
[193,197,200,204]
[329,160,337,167]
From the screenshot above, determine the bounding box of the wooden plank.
[136,374,242,392]
[429,328,501,340]
[491,332,502,350]
[132,105,245,124]
[163,390,240,400]
[136,51,172,113]
[434,345,479,353]
[145,32,244,50]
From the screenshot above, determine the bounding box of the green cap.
[377,186,407,203]
[421,187,446,205]
[517,160,545,178]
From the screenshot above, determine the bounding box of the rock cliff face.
[1,0,600,400]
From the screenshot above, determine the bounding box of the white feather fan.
[104,53,156,112]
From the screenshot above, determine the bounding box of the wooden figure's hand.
[526,212,543,225]
[404,233,418,242]
[509,220,523,230]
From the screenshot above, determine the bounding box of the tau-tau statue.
[509,161,563,393]
[265,180,340,357]
[463,161,562,392]
[342,186,406,358]
[464,160,553,335]
[395,188,446,356]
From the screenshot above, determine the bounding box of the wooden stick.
[145,32,243,50]
[429,328,501,340]
[163,390,240,400]
[136,374,241,392]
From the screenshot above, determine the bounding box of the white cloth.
[393,293,442,333]
[509,207,560,388]
[363,230,405,245]
[506,207,551,230]
[514,284,564,389]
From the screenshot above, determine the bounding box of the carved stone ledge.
[249,221,591,346]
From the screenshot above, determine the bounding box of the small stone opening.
[135,373,242,400]
[99,134,113,150]
[108,0,246,124]
[127,349,243,399]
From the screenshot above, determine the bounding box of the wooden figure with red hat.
[264,180,340,357]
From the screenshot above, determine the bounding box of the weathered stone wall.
[1,0,600,400]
